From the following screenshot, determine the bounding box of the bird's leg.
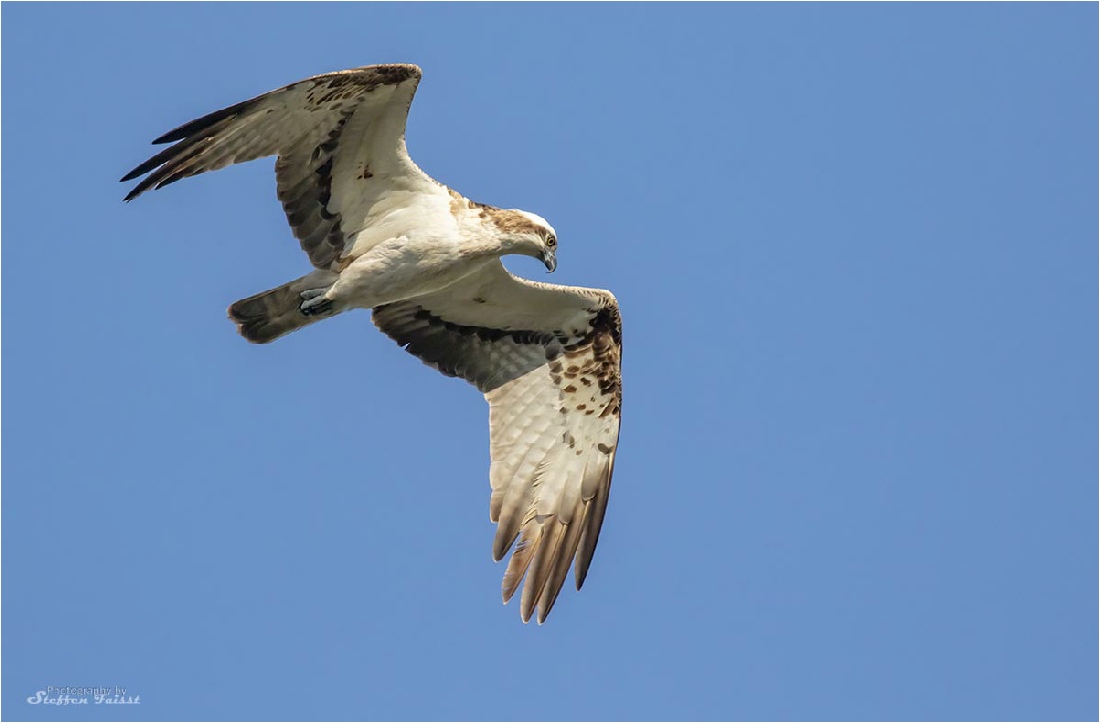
[299,288,335,316]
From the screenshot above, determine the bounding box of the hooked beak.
[542,248,557,273]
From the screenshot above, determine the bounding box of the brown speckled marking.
[305,65,419,106]
[535,303,623,438]
[448,188,468,217]
[585,305,623,419]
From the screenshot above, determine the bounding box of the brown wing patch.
[303,65,418,105]
[274,109,356,269]
[448,187,469,218]
[371,301,573,393]
[589,305,623,417]
[544,308,621,424]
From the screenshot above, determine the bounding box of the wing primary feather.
[502,523,540,607]
[574,455,614,590]
[122,140,214,200]
[492,438,550,561]
[521,518,567,624]
[151,97,256,145]
[536,514,587,624]
[121,131,219,184]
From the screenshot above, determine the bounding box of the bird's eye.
[547,236,557,247]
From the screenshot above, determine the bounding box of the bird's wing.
[122,64,430,269]
[371,261,622,624]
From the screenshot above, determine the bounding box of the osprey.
[122,64,622,624]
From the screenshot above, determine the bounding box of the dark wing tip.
[121,160,190,201]
[119,161,166,201]
[121,106,240,200]
[121,177,154,202]
[120,166,144,184]
[151,125,193,145]
[151,100,250,145]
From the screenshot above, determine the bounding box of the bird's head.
[490,209,558,273]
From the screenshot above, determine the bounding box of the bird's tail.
[228,270,337,344]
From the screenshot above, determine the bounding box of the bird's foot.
[299,289,334,316]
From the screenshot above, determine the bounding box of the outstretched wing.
[122,64,428,269]
[371,262,622,624]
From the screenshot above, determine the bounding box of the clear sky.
[3,3,1096,721]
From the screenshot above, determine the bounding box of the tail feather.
[228,270,336,344]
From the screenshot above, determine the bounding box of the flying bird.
[122,64,622,624]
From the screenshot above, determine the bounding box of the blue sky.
[2,3,1096,721]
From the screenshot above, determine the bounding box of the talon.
[300,295,334,316]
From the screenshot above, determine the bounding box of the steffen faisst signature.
[27,686,140,705]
